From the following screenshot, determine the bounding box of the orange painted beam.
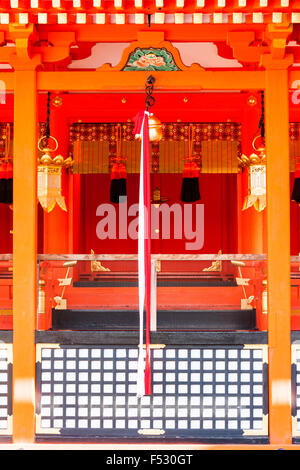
[265,65,292,445]
[0,70,264,92]
[12,69,37,443]
[36,70,266,91]
[0,69,299,93]
[5,68,300,93]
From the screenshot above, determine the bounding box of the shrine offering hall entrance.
[0,25,298,443]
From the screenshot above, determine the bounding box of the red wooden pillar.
[264,60,292,445]
[13,67,38,444]
[43,94,70,254]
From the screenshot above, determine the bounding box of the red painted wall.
[79,172,238,254]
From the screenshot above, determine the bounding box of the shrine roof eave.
[0,1,300,29]
[2,0,300,14]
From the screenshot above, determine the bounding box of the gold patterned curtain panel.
[0,122,47,160]
[1,122,300,173]
[69,122,242,174]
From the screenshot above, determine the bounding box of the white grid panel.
[36,345,268,438]
[292,345,300,437]
[0,345,12,435]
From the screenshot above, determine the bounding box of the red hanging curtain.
[0,124,12,205]
[110,124,127,203]
[180,124,200,202]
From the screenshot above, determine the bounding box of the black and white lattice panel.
[36,344,268,439]
[292,345,300,437]
[0,345,12,436]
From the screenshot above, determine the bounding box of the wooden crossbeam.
[1,68,299,93]
[0,69,265,94]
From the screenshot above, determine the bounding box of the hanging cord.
[116,124,122,161]
[188,124,194,159]
[45,91,51,147]
[5,123,10,161]
[258,90,265,139]
[145,75,155,111]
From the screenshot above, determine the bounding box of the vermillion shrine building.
[1,0,300,450]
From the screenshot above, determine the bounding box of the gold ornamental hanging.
[238,135,266,212]
[38,136,73,213]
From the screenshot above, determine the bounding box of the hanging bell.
[148,114,163,142]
